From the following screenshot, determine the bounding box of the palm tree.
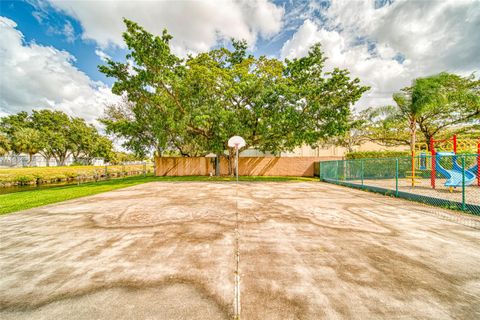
[393,76,448,186]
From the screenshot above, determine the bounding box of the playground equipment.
[408,142,430,186]
[434,152,476,191]
[429,135,480,191]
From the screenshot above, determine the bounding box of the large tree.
[375,73,480,152]
[100,19,369,172]
[321,111,373,153]
[11,128,43,166]
[69,117,114,164]
[29,110,75,166]
[358,106,411,147]
[413,73,480,143]
[0,110,114,166]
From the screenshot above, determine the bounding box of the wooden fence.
[155,156,342,177]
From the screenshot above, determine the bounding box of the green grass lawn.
[0,175,317,215]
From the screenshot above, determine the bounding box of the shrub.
[15,174,36,185]
[0,164,152,186]
[345,150,410,159]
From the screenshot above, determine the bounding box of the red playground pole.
[430,137,436,189]
[453,134,457,153]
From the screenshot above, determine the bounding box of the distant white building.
[0,153,104,168]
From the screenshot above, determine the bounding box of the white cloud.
[43,0,284,55]
[325,0,480,73]
[0,17,119,124]
[281,19,408,109]
[281,0,480,109]
[62,20,75,43]
[95,49,111,62]
[45,20,76,43]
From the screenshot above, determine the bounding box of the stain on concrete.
[0,182,479,319]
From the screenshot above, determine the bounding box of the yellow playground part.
[410,136,480,188]
[408,142,431,187]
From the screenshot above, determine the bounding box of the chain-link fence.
[319,154,480,215]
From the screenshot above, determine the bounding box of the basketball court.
[1,182,479,319]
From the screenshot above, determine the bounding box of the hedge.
[345,150,410,159]
[0,164,154,187]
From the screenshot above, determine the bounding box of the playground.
[321,136,480,215]
[1,181,479,319]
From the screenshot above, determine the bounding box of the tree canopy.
[346,73,480,152]
[100,19,369,163]
[0,110,114,166]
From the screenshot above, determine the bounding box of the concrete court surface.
[0,182,479,320]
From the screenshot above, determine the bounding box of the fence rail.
[319,154,480,215]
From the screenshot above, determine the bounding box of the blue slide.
[468,163,478,177]
[435,152,476,187]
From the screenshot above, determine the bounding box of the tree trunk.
[410,117,417,187]
[215,153,222,176]
[409,116,417,154]
[28,153,33,167]
[228,148,235,176]
[59,154,66,166]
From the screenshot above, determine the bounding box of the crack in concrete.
[234,181,241,319]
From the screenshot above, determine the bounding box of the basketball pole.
[227,136,245,318]
[235,145,239,183]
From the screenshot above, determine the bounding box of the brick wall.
[155,156,342,177]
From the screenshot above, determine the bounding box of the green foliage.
[0,164,153,186]
[0,110,114,165]
[345,150,410,159]
[359,106,411,146]
[406,72,480,143]
[14,174,36,185]
[30,110,78,165]
[11,128,44,165]
[110,151,145,164]
[365,72,480,149]
[100,19,369,166]
[0,132,11,156]
[321,108,383,152]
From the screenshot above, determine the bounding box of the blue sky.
[2,0,120,84]
[1,0,321,84]
[1,0,479,123]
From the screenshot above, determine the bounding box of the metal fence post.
[361,159,364,189]
[143,162,147,177]
[462,156,466,211]
[318,161,322,181]
[395,158,399,197]
[336,160,339,184]
[345,160,347,182]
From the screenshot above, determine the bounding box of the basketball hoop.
[228,136,246,149]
